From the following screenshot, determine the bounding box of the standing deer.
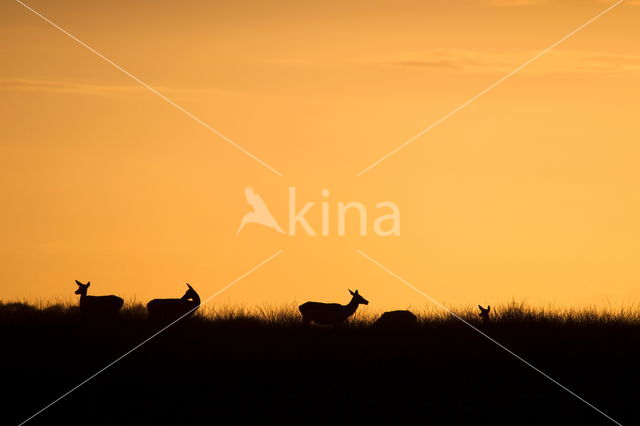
[478,305,491,323]
[147,283,201,322]
[299,289,369,326]
[74,280,124,317]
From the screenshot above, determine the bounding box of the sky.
[1,0,640,312]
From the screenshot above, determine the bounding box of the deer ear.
[478,305,483,310]
[487,305,490,311]
[86,282,90,286]
[75,280,82,285]
[349,289,355,295]
[186,283,193,290]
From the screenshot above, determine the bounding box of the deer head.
[349,289,369,305]
[181,283,199,302]
[478,305,490,321]
[75,280,91,295]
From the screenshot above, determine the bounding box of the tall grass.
[2,299,640,327]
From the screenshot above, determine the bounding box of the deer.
[147,283,201,322]
[372,310,418,328]
[74,280,124,317]
[299,289,369,326]
[478,305,491,323]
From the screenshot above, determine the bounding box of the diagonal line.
[356,0,624,176]
[18,250,283,426]
[356,249,623,426]
[14,0,283,177]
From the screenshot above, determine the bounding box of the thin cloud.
[0,79,141,94]
[384,49,640,75]
[482,0,545,6]
[0,79,221,95]
[482,0,639,6]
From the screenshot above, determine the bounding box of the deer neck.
[343,297,359,316]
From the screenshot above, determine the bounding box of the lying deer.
[74,280,124,317]
[147,283,200,322]
[299,289,368,326]
[372,310,417,328]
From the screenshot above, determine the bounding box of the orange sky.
[1,0,640,311]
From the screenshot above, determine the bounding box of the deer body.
[147,283,200,322]
[372,310,417,328]
[299,289,368,326]
[74,280,123,317]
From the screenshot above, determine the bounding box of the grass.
[1,300,638,425]
[5,299,640,326]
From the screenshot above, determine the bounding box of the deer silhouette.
[299,289,368,326]
[372,310,417,328]
[74,280,124,317]
[147,283,201,322]
[478,305,491,323]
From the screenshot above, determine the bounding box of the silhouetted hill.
[1,302,636,425]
